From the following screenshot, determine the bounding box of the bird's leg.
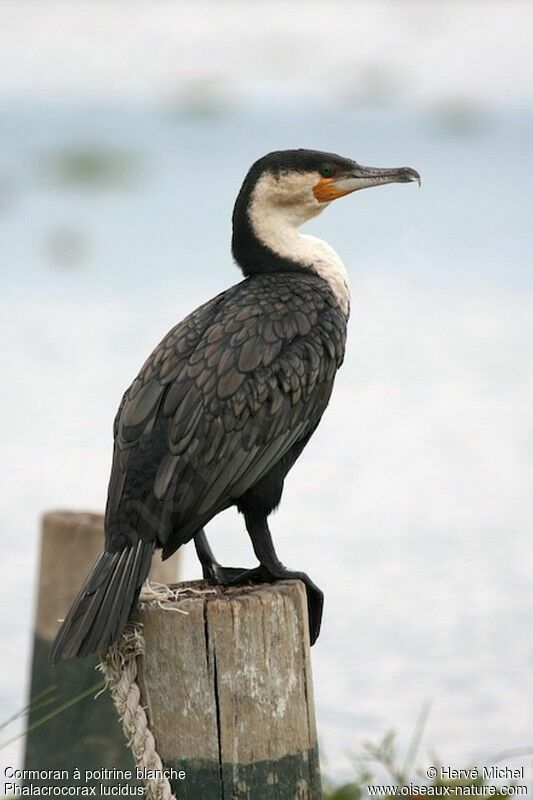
[193,529,248,585]
[228,513,324,645]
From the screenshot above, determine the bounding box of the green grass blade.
[401,699,431,782]
[0,680,105,752]
[0,686,58,733]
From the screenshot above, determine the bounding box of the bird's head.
[232,148,420,276]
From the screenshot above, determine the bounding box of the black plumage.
[52,148,419,662]
[52,273,346,660]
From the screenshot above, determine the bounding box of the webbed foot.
[202,562,250,585]
[228,563,324,645]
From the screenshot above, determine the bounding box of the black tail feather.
[51,540,155,663]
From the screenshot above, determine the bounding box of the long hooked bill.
[314,165,421,201]
[338,164,421,191]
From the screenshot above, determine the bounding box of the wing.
[105,272,347,553]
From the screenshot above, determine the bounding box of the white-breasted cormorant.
[52,149,420,661]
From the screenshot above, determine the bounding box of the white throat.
[248,172,351,316]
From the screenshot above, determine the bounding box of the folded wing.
[105,272,347,554]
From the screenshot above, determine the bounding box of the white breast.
[298,234,351,316]
[248,172,351,316]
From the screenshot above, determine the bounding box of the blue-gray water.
[1,104,532,780]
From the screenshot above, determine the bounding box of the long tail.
[51,540,155,663]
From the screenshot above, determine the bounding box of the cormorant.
[52,149,420,662]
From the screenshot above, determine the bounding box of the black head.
[241,149,359,184]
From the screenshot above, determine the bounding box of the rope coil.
[98,582,217,800]
[99,622,175,800]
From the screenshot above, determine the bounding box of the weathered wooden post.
[24,510,180,783]
[132,580,322,800]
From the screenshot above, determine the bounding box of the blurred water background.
[1,0,532,783]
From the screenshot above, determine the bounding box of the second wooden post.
[24,510,181,786]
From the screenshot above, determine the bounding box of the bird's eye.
[320,164,334,178]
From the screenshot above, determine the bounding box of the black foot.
[228,564,324,646]
[202,562,250,585]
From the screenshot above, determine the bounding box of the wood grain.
[136,580,323,799]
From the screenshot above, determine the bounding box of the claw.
[227,565,323,645]
[203,563,250,585]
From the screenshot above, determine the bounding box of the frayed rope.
[98,581,217,800]
[99,622,175,800]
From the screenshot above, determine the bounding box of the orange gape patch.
[313,176,346,202]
